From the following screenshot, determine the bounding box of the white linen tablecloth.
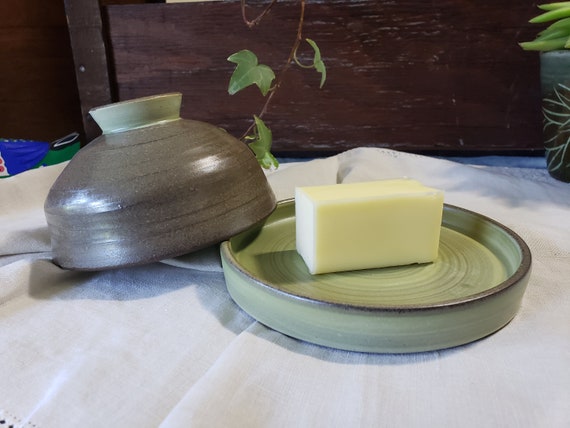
[1,148,569,427]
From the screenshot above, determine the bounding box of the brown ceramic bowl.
[44,93,276,270]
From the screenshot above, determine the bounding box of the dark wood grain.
[0,0,82,141]
[64,0,115,142]
[63,0,160,141]
[100,1,542,156]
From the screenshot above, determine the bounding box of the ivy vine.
[227,0,327,169]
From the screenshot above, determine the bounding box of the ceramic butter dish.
[44,93,276,270]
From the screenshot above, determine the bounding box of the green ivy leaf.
[247,115,279,169]
[305,38,327,88]
[227,50,276,96]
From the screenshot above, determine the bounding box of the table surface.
[1,148,568,428]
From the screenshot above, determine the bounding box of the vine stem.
[241,0,278,28]
[239,0,306,140]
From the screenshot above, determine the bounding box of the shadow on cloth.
[24,258,252,336]
[26,259,222,302]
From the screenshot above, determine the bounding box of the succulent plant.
[520,2,570,51]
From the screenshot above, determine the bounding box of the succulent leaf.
[521,3,570,51]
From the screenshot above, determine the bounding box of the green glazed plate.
[220,199,532,353]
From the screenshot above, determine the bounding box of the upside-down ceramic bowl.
[44,93,276,270]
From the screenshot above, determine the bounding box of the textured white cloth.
[1,148,569,428]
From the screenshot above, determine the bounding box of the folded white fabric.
[0,148,568,428]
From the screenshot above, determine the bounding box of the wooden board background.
[96,1,542,156]
[0,0,82,141]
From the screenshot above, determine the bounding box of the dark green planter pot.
[540,51,570,182]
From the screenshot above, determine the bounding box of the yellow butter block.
[295,179,444,274]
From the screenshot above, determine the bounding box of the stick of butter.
[295,179,444,274]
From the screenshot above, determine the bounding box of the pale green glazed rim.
[220,199,532,353]
[89,92,182,134]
